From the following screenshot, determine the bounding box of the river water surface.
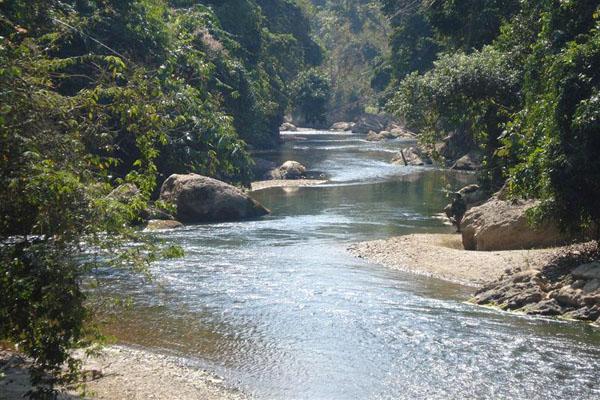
[105,131,600,399]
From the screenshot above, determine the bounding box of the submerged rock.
[159,174,269,223]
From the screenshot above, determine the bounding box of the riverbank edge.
[250,179,327,191]
[350,233,600,324]
[0,345,247,400]
[348,233,560,288]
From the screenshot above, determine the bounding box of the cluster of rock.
[391,147,432,166]
[455,187,600,322]
[366,127,416,142]
[350,113,395,134]
[436,130,482,171]
[473,243,600,322]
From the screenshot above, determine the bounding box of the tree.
[291,69,332,126]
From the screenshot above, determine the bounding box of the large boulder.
[267,160,307,180]
[391,147,432,166]
[330,121,355,131]
[351,113,393,134]
[461,196,568,251]
[159,174,269,223]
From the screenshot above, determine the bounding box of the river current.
[104,131,600,399]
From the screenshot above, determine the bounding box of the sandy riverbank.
[250,179,327,191]
[348,233,560,287]
[0,345,246,400]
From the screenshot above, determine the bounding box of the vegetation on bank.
[0,0,320,397]
[381,0,600,240]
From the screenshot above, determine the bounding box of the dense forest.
[297,0,390,123]
[380,0,600,238]
[0,0,321,396]
[1,0,600,398]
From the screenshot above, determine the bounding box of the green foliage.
[0,0,322,396]
[300,0,390,122]
[389,47,519,187]
[291,69,331,126]
[504,2,600,237]
[385,0,600,237]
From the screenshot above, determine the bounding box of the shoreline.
[0,345,246,400]
[348,233,560,288]
[250,179,327,191]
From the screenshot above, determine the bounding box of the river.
[103,130,600,399]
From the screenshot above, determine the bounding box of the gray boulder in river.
[267,160,307,180]
[159,174,269,223]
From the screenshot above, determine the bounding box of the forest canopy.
[382,0,600,239]
[0,0,320,396]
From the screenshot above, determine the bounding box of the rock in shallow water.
[267,160,307,180]
[160,174,269,223]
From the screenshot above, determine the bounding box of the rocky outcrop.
[280,122,297,131]
[391,147,432,166]
[267,160,307,180]
[366,128,416,142]
[351,113,394,134]
[451,151,482,171]
[461,196,569,251]
[472,242,600,322]
[159,174,269,223]
[330,121,355,131]
[145,219,184,231]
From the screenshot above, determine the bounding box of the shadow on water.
[98,131,600,399]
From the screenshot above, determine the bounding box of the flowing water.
[104,131,600,399]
